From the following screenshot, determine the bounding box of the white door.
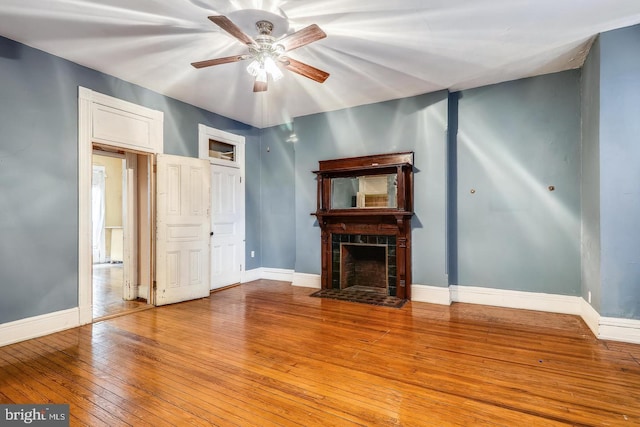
[156,154,211,305]
[210,164,245,289]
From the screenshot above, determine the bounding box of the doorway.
[198,124,246,290]
[210,163,245,289]
[79,88,216,325]
[91,150,151,319]
[79,87,164,324]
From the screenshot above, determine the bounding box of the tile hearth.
[310,286,407,309]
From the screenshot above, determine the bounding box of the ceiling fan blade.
[281,57,329,83]
[208,15,256,46]
[191,55,248,69]
[253,78,268,92]
[278,24,326,52]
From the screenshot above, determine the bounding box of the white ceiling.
[1,1,640,128]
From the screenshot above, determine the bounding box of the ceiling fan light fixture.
[246,59,261,76]
[193,16,329,92]
[247,55,283,81]
[255,68,268,83]
[264,56,283,81]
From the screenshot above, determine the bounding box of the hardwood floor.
[1,280,639,426]
[92,263,149,319]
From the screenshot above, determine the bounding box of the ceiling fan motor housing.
[250,20,285,57]
[256,20,273,35]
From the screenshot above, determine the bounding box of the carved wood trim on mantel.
[312,152,414,299]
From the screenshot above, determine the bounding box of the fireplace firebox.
[313,152,414,299]
[340,242,388,290]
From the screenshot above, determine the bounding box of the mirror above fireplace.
[330,174,398,209]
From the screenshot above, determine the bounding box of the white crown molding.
[0,308,79,347]
[292,272,321,288]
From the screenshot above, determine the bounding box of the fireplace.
[313,152,414,300]
[333,234,396,295]
[341,243,387,290]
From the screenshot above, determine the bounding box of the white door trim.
[122,152,138,301]
[198,124,245,170]
[91,165,107,264]
[78,87,163,324]
[198,125,246,288]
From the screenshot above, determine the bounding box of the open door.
[156,154,211,305]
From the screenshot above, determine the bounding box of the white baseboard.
[411,284,452,305]
[260,268,294,282]
[242,268,263,283]
[243,267,295,283]
[0,308,80,347]
[79,305,92,326]
[599,316,640,344]
[292,272,321,288]
[412,283,640,345]
[450,285,582,315]
[580,298,600,337]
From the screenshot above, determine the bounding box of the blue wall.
[0,36,259,324]
[456,71,582,295]
[293,92,450,287]
[581,37,602,311]
[3,23,640,328]
[244,128,263,271]
[599,25,640,319]
[257,124,296,269]
[289,73,583,297]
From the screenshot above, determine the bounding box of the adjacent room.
[1,1,639,425]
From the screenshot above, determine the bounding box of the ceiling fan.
[192,15,330,92]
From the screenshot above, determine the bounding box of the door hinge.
[153,281,157,290]
[240,176,242,183]
[240,264,243,271]
[153,164,157,173]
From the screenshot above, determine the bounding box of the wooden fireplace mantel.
[312,152,414,299]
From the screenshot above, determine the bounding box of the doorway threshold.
[93,304,154,323]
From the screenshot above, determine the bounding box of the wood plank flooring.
[1,280,639,426]
[93,263,148,319]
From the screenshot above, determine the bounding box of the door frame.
[78,87,163,324]
[91,164,107,264]
[198,125,246,287]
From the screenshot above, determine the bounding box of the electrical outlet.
[588,291,592,304]
[251,251,255,258]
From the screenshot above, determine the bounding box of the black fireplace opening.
[331,234,397,296]
[341,244,387,291]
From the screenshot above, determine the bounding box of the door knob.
[210,232,214,236]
